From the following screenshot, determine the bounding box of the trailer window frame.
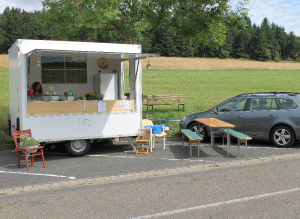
[41,56,87,84]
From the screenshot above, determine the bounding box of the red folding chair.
[12,129,45,171]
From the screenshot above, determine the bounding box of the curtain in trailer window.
[41,56,87,84]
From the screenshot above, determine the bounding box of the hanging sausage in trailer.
[8,39,159,156]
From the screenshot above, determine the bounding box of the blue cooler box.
[145,125,163,134]
[144,125,154,134]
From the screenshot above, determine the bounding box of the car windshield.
[217,98,246,112]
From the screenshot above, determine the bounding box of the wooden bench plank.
[144,103,188,106]
[143,94,184,97]
[143,98,185,101]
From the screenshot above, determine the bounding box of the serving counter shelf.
[28,95,76,102]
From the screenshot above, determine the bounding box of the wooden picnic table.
[195,118,235,156]
[195,118,235,129]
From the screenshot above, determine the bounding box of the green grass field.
[1,68,300,144]
[0,68,12,145]
[140,69,300,136]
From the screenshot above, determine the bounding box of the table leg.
[238,140,240,157]
[189,141,192,158]
[210,129,214,156]
[227,132,230,157]
[222,134,224,146]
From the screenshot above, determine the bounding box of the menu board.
[120,101,131,110]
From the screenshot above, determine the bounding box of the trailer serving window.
[26,49,159,115]
[41,56,87,84]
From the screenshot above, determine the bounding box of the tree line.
[148,17,300,62]
[0,7,299,62]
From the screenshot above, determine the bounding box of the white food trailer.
[8,39,158,156]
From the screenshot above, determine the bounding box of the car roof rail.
[237,92,300,97]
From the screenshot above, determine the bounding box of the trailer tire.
[65,139,91,156]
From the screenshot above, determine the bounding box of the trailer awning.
[26,49,160,60]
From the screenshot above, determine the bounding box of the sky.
[1,0,299,36]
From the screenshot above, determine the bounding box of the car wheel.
[65,139,91,156]
[187,122,208,141]
[271,125,295,148]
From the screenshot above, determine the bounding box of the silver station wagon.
[179,92,300,148]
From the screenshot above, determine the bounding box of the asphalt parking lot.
[1,138,300,192]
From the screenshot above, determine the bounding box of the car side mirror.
[211,108,218,114]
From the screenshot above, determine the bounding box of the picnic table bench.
[195,118,235,157]
[221,128,252,156]
[143,94,188,113]
[181,129,202,158]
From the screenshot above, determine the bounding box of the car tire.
[65,139,91,156]
[187,122,208,142]
[271,125,295,148]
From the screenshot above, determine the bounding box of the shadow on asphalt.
[45,137,300,157]
[2,138,300,170]
[2,138,300,191]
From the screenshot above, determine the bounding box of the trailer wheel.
[65,139,91,156]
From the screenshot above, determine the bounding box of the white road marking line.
[86,154,213,163]
[132,187,300,218]
[0,171,76,179]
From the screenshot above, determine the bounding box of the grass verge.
[139,69,300,133]
[0,68,13,145]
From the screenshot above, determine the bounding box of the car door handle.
[237,115,243,118]
[268,115,276,118]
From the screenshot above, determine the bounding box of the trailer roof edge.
[26,49,160,59]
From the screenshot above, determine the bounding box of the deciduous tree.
[42,0,249,48]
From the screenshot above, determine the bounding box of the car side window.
[250,98,275,111]
[218,98,246,112]
[278,98,298,110]
[270,99,278,110]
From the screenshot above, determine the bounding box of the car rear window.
[278,98,298,110]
